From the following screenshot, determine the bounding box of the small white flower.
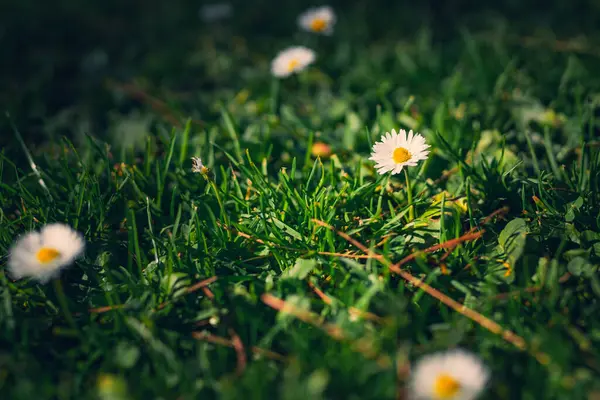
[369,129,430,175]
[271,46,316,78]
[298,6,336,35]
[8,223,85,283]
[199,3,232,22]
[410,349,490,400]
[191,157,208,174]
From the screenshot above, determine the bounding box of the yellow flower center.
[287,58,300,72]
[36,247,61,264]
[310,18,327,32]
[434,374,461,399]
[392,147,412,163]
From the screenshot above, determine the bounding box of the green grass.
[2,2,600,399]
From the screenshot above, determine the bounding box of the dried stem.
[311,218,536,354]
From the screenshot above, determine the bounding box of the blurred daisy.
[298,6,336,35]
[369,129,430,175]
[200,3,232,22]
[271,46,315,78]
[410,349,489,400]
[8,223,85,283]
[191,157,209,174]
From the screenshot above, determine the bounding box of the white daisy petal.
[298,6,336,35]
[410,349,490,400]
[191,157,209,174]
[8,223,85,284]
[369,129,430,175]
[271,46,316,78]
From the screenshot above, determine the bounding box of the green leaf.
[271,217,304,241]
[567,257,595,278]
[498,218,529,267]
[283,258,318,280]
[566,196,584,222]
[114,342,141,369]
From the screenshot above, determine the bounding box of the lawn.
[1,1,600,399]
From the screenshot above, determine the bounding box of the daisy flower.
[8,223,85,283]
[410,349,490,400]
[298,6,336,35]
[369,129,430,175]
[191,157,209,174]
[271,46,316,78]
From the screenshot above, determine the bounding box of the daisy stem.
[52,278,79,333]
[207,176,230,233]
[404,169,415,221]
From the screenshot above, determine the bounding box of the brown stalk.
[228,328,247,375]
[90,276,218,314]
[261,293,392,368]
[307,282,383,323]
[185,276,218,294]
[311,218,531,352]
[317,251,372,259]
[192,331,286,362]
[202,287,215,299]
[394,230,484,269]
[156,276,218,310]
[476,206,510,227]
[89,304,124,313]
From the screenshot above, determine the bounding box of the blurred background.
[2,0,600,149]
